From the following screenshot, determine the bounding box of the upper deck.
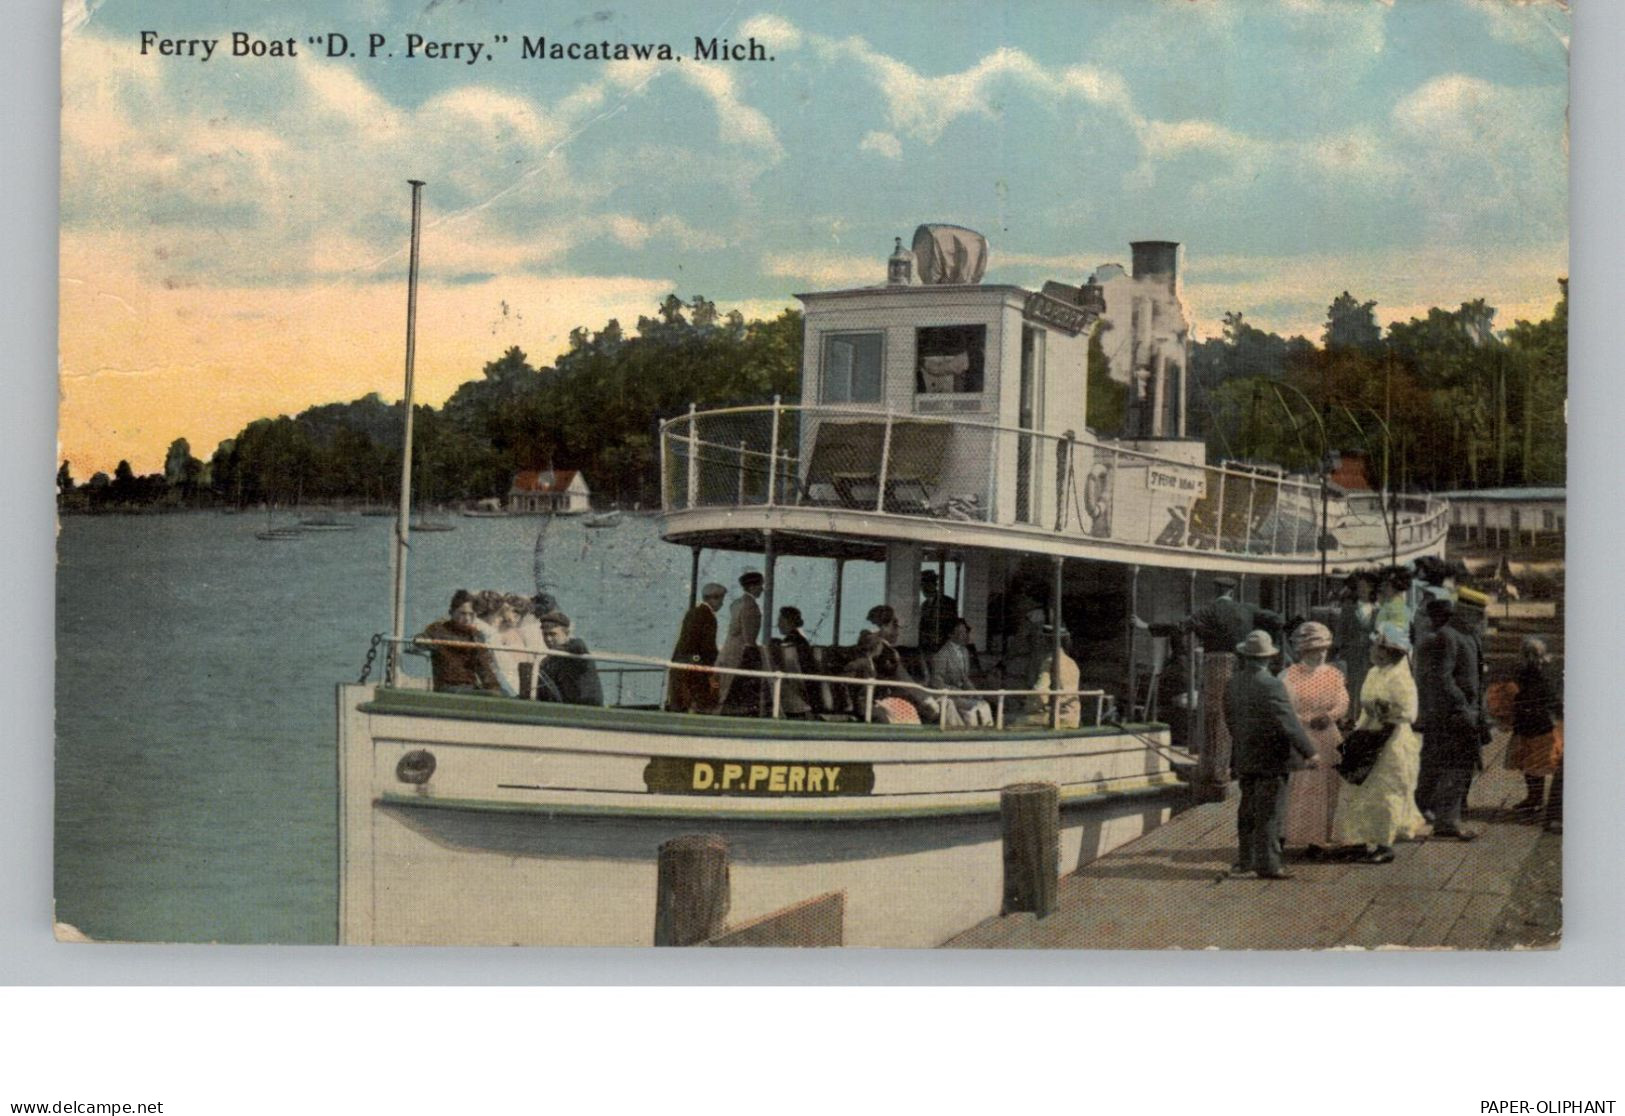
[658,401,1448,573]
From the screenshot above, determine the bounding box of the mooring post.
[1000,782,1059,917]
[654,834,730,946]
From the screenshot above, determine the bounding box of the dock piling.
[654,834,731,946]
[1000,783,1059,917]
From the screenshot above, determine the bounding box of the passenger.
[668,582,725,713]
[998,594,1049,692]
[1225,630,1320,880]
[865,604,941,724]
[1019,625,1082,729]
[485,596,530,697]
[1335,571,1378,708]
[771,606,820,718]
[1332,623,1429,863]
[917,570,960,654]
[420,590,502,695]
[1280,621,1349,858]
[1136,575,1282,790]
[716,571,764,709]
[469,590,504,645]
[866,604,902,648]
[535,610,603,707]
[1375,568,1411,632]
[1505,637,1563,829]
[1414,596,1484,840]
[930,619,994,726]
[508,595,547,698]
[842,631,888,721]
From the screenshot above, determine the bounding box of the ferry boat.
[337,223,1448,947]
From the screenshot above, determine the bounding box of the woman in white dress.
[1333,622,1429,864]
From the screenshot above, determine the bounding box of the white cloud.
[859,131,902,159]
[738,14,803,52]
[761,250,883,288]
[58,28,789,285]
[680,64,783,154]
[810,34,1135,143]
[601,214,729,251]
[1465,0,1570,52]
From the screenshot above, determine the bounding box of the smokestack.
[1130,240,1180,295]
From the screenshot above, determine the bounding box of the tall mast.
[388,179,426,682]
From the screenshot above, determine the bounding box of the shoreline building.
[507,467,591,515]
[1439,486,1565,551]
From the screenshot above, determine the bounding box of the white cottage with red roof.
[507,467,591,515]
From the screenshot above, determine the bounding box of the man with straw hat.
[1223,629,1319,880]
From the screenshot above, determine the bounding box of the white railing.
[659,402,1448,564]
[392,636,1109,731]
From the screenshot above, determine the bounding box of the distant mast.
[388,179,425,682]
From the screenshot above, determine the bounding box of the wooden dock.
[945,732,1560,950]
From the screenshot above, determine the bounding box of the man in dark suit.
[1224,629,1319,879]
[667,583,725,712]
[535,610,603,706]
[1415,597,1483,840]
[917,570,960,654]
[1141,576,1284,803]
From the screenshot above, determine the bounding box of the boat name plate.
[1146,464,1206,497]
[1021,290,1093,336]
[643,757,875,797]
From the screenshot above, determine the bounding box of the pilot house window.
[820,332,884,403]
[915,325,986,394]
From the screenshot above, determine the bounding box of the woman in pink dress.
[1281,621,1349,858]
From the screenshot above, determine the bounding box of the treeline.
[57,296,802,511]
[58,281,1568,512]
[1181,283,1568,491]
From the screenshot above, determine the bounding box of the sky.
[59,0,1571,474]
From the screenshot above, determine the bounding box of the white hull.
[337,684,1184,946]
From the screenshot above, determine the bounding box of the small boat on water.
[462,498,510,519]
[255,527,304,541]
[298,514,358,531]
[338,213,1450,947]
[583,509,622,529]
[411,518,457,532]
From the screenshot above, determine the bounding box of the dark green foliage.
[1198,283,1566,491]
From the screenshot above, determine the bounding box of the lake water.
[54,512,880,943]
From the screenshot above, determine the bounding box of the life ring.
[1084,464,1112,521]
[396,749,436,785]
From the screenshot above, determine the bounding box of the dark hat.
[921,570,939,585]
[1424,595,1455,619]
[1213,575,1238,590]
[537,610,571,628]
[739,570,764,588]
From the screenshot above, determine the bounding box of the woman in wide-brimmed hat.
[1332,622,1429,864]
[1281,621,1349,858]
